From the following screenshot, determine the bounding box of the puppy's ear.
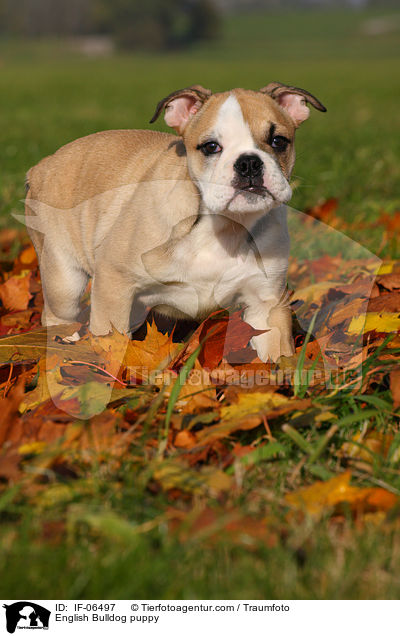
[150,85,212,135]
[260,82,326,127]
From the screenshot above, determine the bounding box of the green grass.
[2,367,400,600]
[1,8,400,600]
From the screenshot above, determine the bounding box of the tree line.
[0,0,221,50]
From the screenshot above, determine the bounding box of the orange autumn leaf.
[286,471,398,518]
[0,271,32,311]
[125,319,181,371]
[18,245,38,268]
[174,429,197,449]
[89,328,131,377]
[88,321,182,381]
[306,197,339,222]
[379,210,400,234]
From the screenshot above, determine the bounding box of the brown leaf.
[0,309,39,336]
[0,453,22,482]
[376,273,400,292]
[172,506,277,548]
[368,292,400,313]
[390,370,400,410]
[0,376,25,447]
[198,311,265,370]
[171,310,264,372]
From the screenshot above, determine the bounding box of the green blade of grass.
[294,311,319,398]
[164,343,202,434]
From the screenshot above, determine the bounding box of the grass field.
[1,8,400,600]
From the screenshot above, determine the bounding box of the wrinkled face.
[183,90,296,214]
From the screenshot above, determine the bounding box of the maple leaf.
[90,321,182,381]
[172,310,265,372]
[286,471,398,519]
[125,320,182,371]
[197,310,266,370]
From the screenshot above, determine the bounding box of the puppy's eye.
[197,141,222,156]
[271,135,290,152]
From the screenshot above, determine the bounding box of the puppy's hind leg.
[39,247,89,327]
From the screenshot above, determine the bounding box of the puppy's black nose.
[234,154,263,179]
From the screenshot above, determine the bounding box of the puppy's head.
[150,83,326,215]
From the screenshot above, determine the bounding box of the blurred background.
[0,0,399,251]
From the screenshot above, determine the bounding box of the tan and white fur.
[24,83,326,361]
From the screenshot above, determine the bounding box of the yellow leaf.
[377,261,395,275]
[348,312,400,335]
[153,461,231,495]
[194,392,290,446]
[18,441,46,455]
[19,358,64,413]
[220,392,289,421]
[314,411,337,423]
[291,281,336,305]
[339,430,393,467]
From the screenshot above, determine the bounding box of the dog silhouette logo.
[3,602,50,633]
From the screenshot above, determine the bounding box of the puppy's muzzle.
[233,153,265,194]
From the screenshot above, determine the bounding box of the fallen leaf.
[153,460,231,496]
[368,292,400,313]
[390,370,400,410]
[376,273,400,291]
[286,471,398,518]
[0,271,32,311]
[339,430,393,471]
[0,324,88,365]
[197,311,266,370]
[348,312,400,335]
[0,376,25,447]
[305,198,339,222]
[194,393,310,446]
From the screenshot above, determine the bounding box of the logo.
[3,603,50,634]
